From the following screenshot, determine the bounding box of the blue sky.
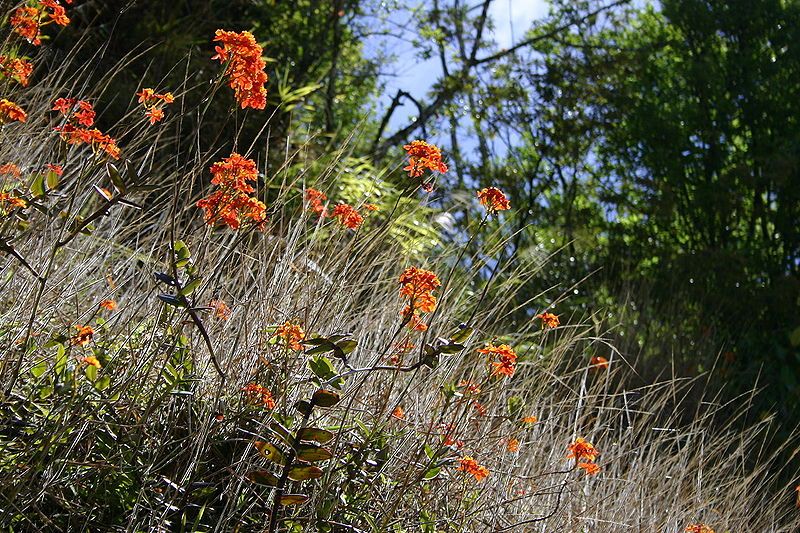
[364,0,549,133]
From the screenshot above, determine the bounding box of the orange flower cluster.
[457,456,489,482]
[590,355,609,370]
[242,383,276,409]
[71,324,94,346]
[0,163,22,177]
[505,437,520,452]
[196,153,267,230]
[52,98,120,159]
[0,192,27,213]
[479,343,518,377]
[0,99,27,124]
[98,299,117,311]
[398,266,440,331]
[211,30,268,110]
[391,406,405,419]
[274,320,305,351]
[522,415,538,425]
[403,140,448,179]
[0,56,33,86]
[536,311,560,328]
[477,187,510,214]
[685,525,715,533]
[332,203,364,229]
[82,355,101,369]
[458,380,481,395]
[567,437,601,476]
[53,97,95,126]
[209,299,232,320]
[45,163,63,176]
[136,88,174,124]
[305,188,328,217]
[11,1,72,46]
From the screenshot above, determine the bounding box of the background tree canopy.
[52,0,800,421]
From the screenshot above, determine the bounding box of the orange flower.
[274,321,305,351]
[363,203,379,212]
[522,416,538,425]
[402,308,429,331]
[391,406,405,419]
[0,99,27,124]
[578,462,601,475]
[332,203,364,229]
[53,98,96,127]
[197,154,267,230]
[0,192,27,211]
[212,29,268,109]
[137,88,173,124]
[209,299,232,320]
[0,56,33,86]
[403,140,448,178]
[52,99,120,159]
[567,437,599,462]
[98,299,117,311]
[41,0,71,27]
[71,325,94,346]
[398,267,440,313]
[53,124,120,159]
[144,108,164,124]
[505,437,520,452]
[81,355,101,369]
[684,525,715,533]
[241,383,275,409]
[590,356,609,369]
[458,380,481,395]
[457,456,489,482]
[477,187,510,214]
[536,312,560,328]
[479,343,518,378]
[45,163,63,176]
[305,188,327,217]
[10,6,43,45]
[472,401,487,416]
[0,164,21,177]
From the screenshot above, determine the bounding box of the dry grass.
[0,10,798,533]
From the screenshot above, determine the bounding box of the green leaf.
[85,364,98,382]
[254,441,287,465]
[174,240,191,268]
[158,293,185,307]
[54,344,67,376]
[422,466,441,480]
[179,278,202,296]
[438,342,465,355]
[294,400,312,416]
[296,444,333,462]
[106,162,126,194]
[336,340,358,355]
[449,325,474,344]
[30,360,47,378]
[790,326,800,347]
[248,469,279,486]
[95,375,111,391]
[45,170,60,190]
[279,494,310,506]
[269,421,293,444]
[296,427,334,444]
[308,356,337,380]
[311,389,340,407]
[288,465,324,481]
[30,173,46,197]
